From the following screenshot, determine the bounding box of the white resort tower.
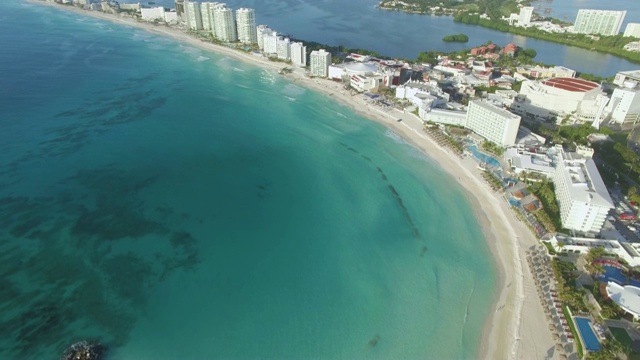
[310,49,331,77]
[553,148,614,233]
[184,0,203,31]
[573,9,626,36]
[213,5,237,42]
[290,42,307,67]
[236,8,257,44]
[465,100,521,147]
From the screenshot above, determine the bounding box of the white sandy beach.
[29,1,559,358]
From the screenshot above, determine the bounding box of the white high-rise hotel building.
[185,0,203,31]
[236,8,257,44]
[290,42,307,67]
[553,149,613,233]
[213,5,237,42]
[573,9,626,36]
[465,100,521,147]
[310,49,331,77]
[518,6,534,26]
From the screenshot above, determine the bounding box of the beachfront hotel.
[553,148,614,234]
[213,5,237,42]
[262,31,280,55]
[236,8,257,44]
[200,2,222,32]
[184,0,203,31]
[573,9,626,36]
[310,49,331,78]
[290,42,307,67]
[256,25,271,50]
[277,37,291,61]
[465,100,521,147]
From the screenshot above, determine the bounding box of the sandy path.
[28,2,558,358]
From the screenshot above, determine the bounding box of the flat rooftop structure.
[559,151,613,208]
[471,100,520,120]
[542,77,599,92]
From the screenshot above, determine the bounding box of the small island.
[442,33,469,43]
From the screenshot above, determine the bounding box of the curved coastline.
[26,1,555,358]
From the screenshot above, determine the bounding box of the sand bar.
[26,1,558,358]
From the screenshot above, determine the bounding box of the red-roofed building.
[514,77,607,121]
[502,43,516,57]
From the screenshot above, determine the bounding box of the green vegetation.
[609,327,639,359]
[587,338,626,359]
[454,12,640,65]
[526,180,562,231]
[542,241,556,255]
[442,33,469,43]
[597,137,640,185]
[481,140,504,156]
[481,171,503,191]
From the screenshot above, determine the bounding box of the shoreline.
[27,2,556,359]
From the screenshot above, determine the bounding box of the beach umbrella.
[548,323,555,329]
[553,334,560,341]
[556,344,563,351]
[559,354,567,360]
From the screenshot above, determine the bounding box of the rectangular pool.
[575,317,601,352]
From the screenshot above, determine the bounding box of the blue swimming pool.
[575,317,601,352]
[466,145,501,168]
[596,265,640,288]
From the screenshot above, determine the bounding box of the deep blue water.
[0,1,496,358]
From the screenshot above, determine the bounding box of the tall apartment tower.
[465,100,521,147]
[553,148,614,233]
[277,38,291,60]
[262,31,279,54]
[290,42,307,67]
[518,6,534,26]
[174,0,185,20]
[256,25,271,50]
[213,5,237,42]
[624,23,640,38]
[236,8,257,44]
[200,2,219,31]
[184,0,203,31]
[310,49,331,77]
[573,9,626,36]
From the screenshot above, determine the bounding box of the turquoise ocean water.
[0,1,496,358]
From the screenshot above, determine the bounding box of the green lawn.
[610,327,640,359]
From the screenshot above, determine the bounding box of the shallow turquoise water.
[0,1,495,359]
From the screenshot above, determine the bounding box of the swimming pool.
[596,264,640,288]
[466,145,501,168]
[575,317,601,352]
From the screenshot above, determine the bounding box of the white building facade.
[310,49,331,77]
[185,0,203,31]
[514,77,607,121]
[256,25,271,50]
[290,42,307,67]
[606,86,640,124]
[141,7,166,21]
[518,6,534,26]
[213,5,237,42]
[624,23,640,38]
[465,100,521,147]
[553,148,614,233]
[236,8,257,44]
[573,9,626,36]
[277,38,291,60]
